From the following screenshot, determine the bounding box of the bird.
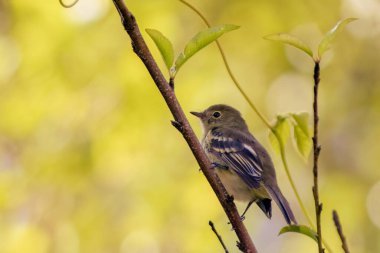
[191,104,297,224]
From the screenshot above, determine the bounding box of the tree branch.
[333,210,350,253]
[313,61,324,253]
[110,1,258,252]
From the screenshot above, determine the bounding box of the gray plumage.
[191,104,297,224]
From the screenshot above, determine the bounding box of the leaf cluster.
[264,18,357,62]
[146,24,239,78]
[269,113,312,160]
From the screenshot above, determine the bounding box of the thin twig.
[58,0,79,8]
[312,61,324,253]
[333,210,350,253]
[110,1,258,252]
[209,221,229,253]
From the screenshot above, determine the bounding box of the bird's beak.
[190,111,205,119]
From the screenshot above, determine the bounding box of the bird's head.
[191,104,248,132]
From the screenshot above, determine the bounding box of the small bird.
[191,104,297,224]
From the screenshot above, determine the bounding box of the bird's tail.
[266,185,297,225]
[256,198,272,219]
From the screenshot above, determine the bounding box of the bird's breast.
[215,168,253,202]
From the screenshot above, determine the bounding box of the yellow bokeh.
[0,0,379,252]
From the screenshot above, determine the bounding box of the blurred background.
[1,0,379,252]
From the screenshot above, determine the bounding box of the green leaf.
[174,24,239,75]
[269,131,281,156]
[292,113,310,137]
[279,225,318,243]
[264,33,313,58]
[269,115,290,156]
[291,113,312,159]
[146,29,174,71]
[318,18,357,60]
[294,125,312,159]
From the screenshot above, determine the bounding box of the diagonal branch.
[111,1,258,252]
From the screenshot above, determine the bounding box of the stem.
[179,0,271,129]
[274,131,314,226]
[332,210,350,253]
[313,61,324,253]
[58,0,79,8]
[277,130,332,253]
[111,1,258,252]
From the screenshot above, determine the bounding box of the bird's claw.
[227,214,245,231]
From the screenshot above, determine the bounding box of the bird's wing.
[208,128,263,188]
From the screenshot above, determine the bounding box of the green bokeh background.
[1,0,379,252]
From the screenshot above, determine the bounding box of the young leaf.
[291,113,312,159]
[318,18,357,60]
[146,29,174,71]
[269,115,290,156]
[274,116,291,144]
[174,24,239,75]
[269,131,281,156]
[264,33,313,58]
[279,225,318,243]
[292,112,310,137]
[294,125,312,159]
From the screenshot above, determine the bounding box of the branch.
[209,221,229,253]
[312,61,324,253]
[111,1,258,252]
[333,210,350,253]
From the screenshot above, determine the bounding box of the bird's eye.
[212,111,221,118]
